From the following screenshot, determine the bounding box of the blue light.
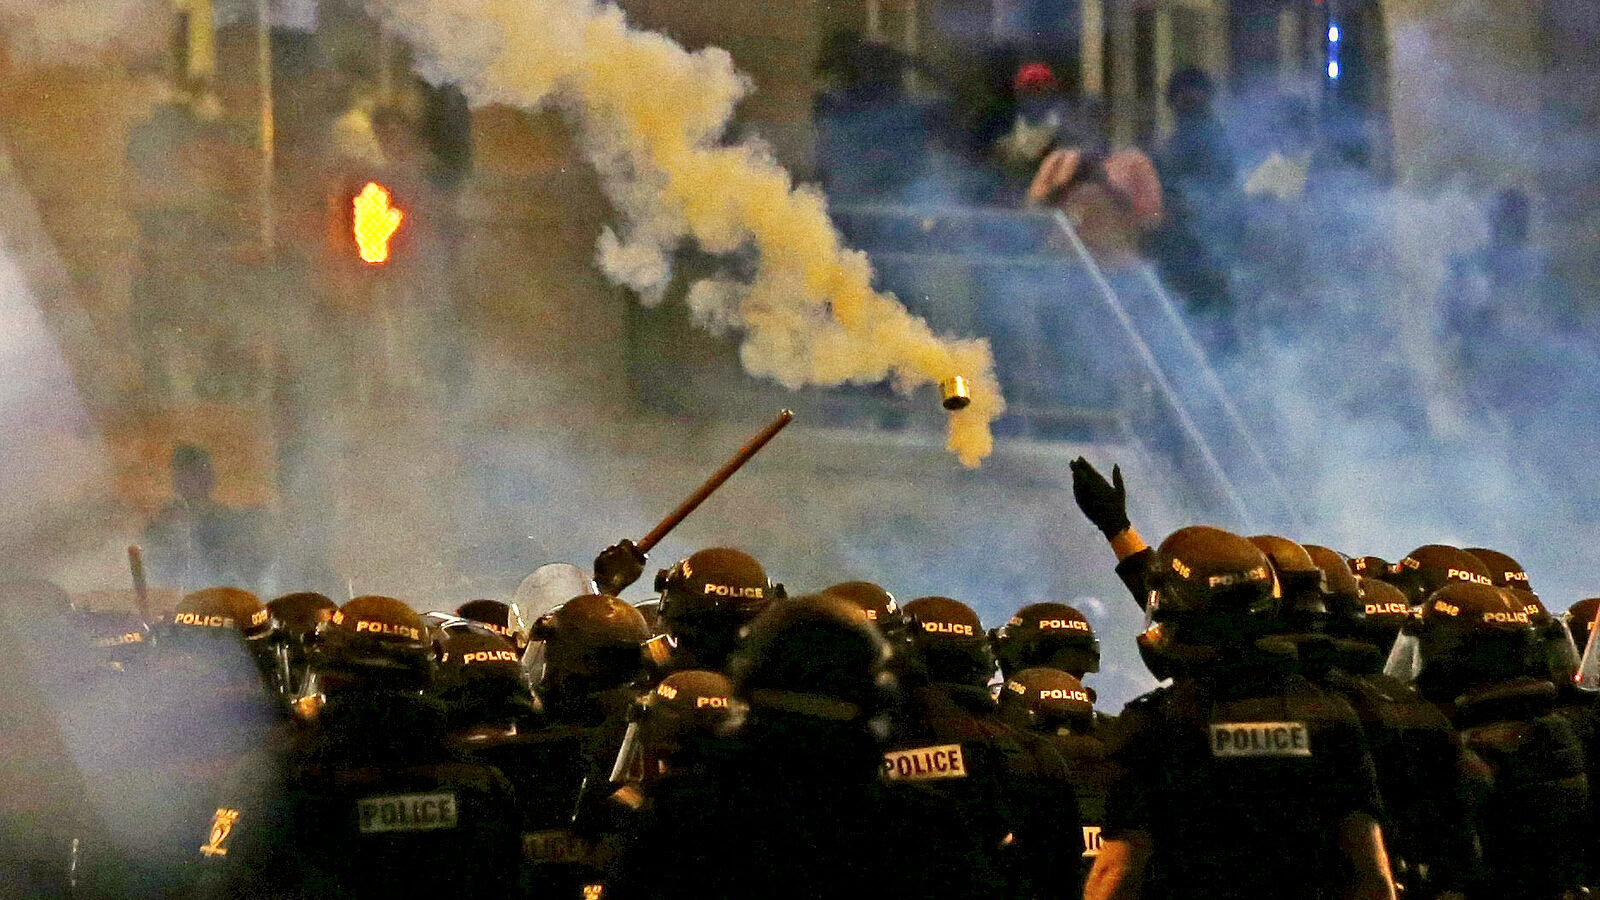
[1328,24,1340,43]
[1327,60,1340,79]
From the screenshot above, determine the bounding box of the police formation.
[4,477,1600,900]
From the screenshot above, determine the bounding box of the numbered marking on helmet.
[883,744,968,781]
[1082,825,1103,858]
[356,793,458,833]
[1209,722,1311,757]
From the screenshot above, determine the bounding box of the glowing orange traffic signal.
[352,182,403,264]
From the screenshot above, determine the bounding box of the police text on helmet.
[702,583,764,599]
[354,620,422,640]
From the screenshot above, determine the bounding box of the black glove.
[1070,457,1130,538]
[593,539,647,596]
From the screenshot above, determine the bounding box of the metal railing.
[826,201,1305,531]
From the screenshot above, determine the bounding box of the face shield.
[1135,595,1171,681]
[1542,618,1583,686]
[508,560,592,666]
[1382,626,1423,682]
[1576,606,1600,693]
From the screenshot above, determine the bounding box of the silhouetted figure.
[143,445,272,593]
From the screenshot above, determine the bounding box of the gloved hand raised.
[593,539,647,596]
[1070,457,1130,538]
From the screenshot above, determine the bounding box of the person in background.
[1144,68,1240,352]
[813,31,930,203]
[1025,107,1163,267]
[143,444,273,594]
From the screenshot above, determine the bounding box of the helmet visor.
[1544,619,1582,685]
[511,564,594,645]
[1577,605,1600,693]
[1382,631,1423,682]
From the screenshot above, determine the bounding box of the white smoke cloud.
[373,0,1005,466]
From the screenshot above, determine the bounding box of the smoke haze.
[374,0,1006,466]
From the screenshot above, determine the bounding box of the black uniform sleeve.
[1115,548,1157,611]
[1100,696,1163,839]
[1008,735,1085,898]
[1306,702,1386,823]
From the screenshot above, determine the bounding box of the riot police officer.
[894,595,1083,898]
[1087,526,1396,900]
[1387,581,1591,900]
[1273,540,1481,898]
[997,666,1119,892]
[195,595,522,899]
[575,669,740,889]
[607,596,993,900]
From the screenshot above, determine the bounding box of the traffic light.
[352,181,403,264]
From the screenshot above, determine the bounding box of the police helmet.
[168,587,274,643]
[1387,545,1494,605]
[1149,527,1279,631]
[455,599,524,652]
[269,592,337,637]
[1303,545,1363,626]
[1135,527,1280,676]
[818,581,908,644]
[903,596,995,688]
[433,624,537,728]
[1355,575,1410,627]
[529,594,650,689]
[311,595,434,691]
[657,548,777,625]
[267,592,337,698]
[636,669,737,767]
[1349,556,1392,579]
[1564,598,1600,657]
[728,595,896,730]
[1248,535,1327,625]
[655,548,778,669]
[1463,548,1533,594]
[996,667,1094,734]
[991,602,1100,679]
[1395,582,1538,702]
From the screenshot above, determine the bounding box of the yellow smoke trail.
[380,0,1004,466]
